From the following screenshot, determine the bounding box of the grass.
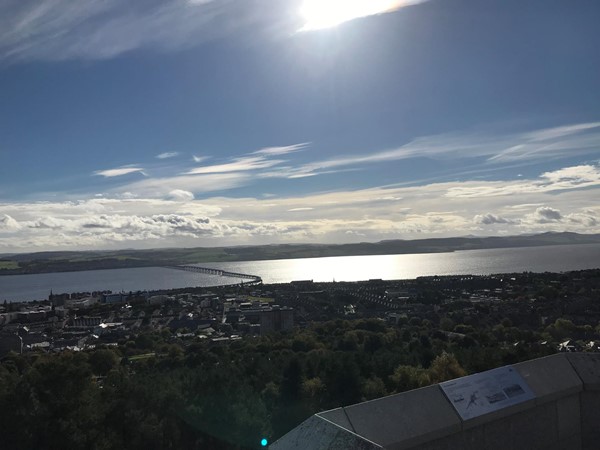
[128,353,156,361]
[0,260,18,270]
[65,255,141,262]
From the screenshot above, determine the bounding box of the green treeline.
[0,318,556,449]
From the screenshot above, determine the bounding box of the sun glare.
[300,0,406,31]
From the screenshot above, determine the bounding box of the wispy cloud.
[156,152,179,159]
[90,124,600,202]
[186,143,308,175]
[186,156,284,175]
[524,122,600,142]
[192,155,210,163]
[94,167,146,178]
[252,143,310,156]
[0,0,433,62]
[446,164,600,198]
[0,0,265,62]
[284,122,600,178]
[489,122,600,163]
[117,172,250,198]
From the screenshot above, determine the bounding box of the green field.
[0,260,18,270]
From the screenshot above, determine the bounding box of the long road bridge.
[166,265,262,285]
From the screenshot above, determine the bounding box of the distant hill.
[2,232,600,275]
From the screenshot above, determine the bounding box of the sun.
[299,0,405,31]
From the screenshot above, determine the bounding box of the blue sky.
[1,0,600,252]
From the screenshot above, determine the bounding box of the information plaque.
[439,365,535,420]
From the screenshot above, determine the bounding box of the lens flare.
[300,0,411,31]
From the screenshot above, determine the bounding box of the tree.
[361,376,386,401]
[389,365,427,393]
[440,317,454,332]
[89,349,119,376]
[427,352,466,384]
[281,358,303,403]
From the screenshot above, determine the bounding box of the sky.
[1,0,600,253]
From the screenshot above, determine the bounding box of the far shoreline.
[2,233,600,277]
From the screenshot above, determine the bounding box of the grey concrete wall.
[407,353,600,450]
[271,353,600,450]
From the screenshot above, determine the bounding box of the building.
[272,353,600,450]
[64,296,98,309]
[239,305,294,334]
[260,306,294,334]
[103,293,125,304]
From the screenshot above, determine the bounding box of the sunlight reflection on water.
[205,243,600,284]
[2,244,599,301]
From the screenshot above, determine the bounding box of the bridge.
[165,265,262,284]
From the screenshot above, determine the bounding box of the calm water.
[0,267,235,302]
[1,243,599,302]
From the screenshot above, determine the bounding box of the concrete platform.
[271,353,600,450]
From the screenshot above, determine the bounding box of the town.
[2,269,599,358]
[1,268,600,448]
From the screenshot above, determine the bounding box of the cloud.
[446,164,600,198]
[488,123,600,163]
[532,206,562,223]
[192,155,210,163]
[0,0,236,62]
[0,214,21,232]
[167,189,195,201]
[156,152,179,159]
[184,143,308,176]
[567,213,598,227]
[0,0,432,62]
[2,160,600,251]
[48,213,213,237]
[117,172,250,198]
[94,167,146,177]
[251,143,309,156]
[473,213,517,225]
[540,165,600,185]
[283,122,600,179]
[186,156,283,175]
[85,124,600,202]
[524,122,600,142]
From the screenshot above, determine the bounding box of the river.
[1,243,599,302]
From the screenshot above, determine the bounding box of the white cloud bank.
[1,163,599,252]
